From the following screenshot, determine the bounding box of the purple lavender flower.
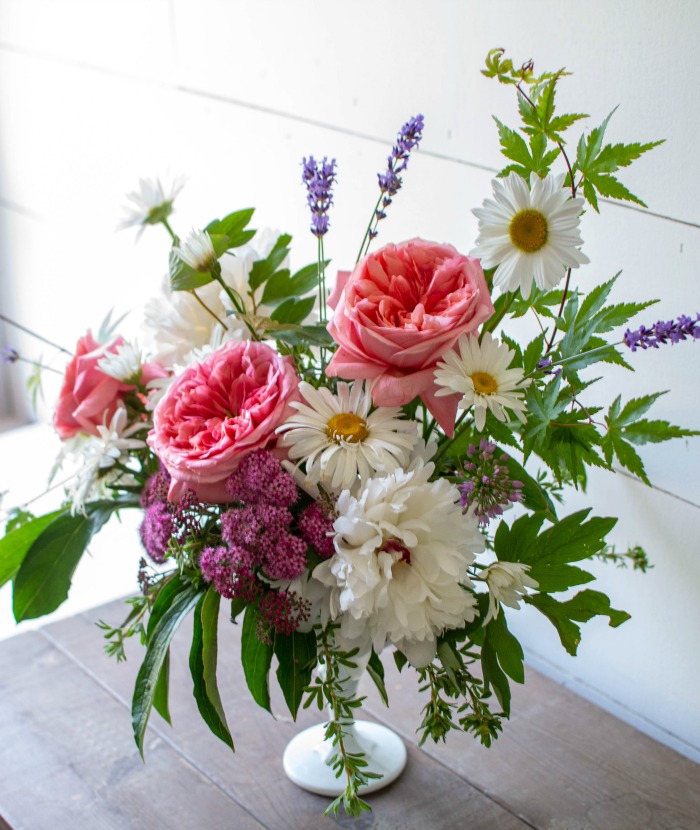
[623,313,700,352]
[1,346,19,363]
[377,114,424,202]
[301,155,337,238]
[458,439,524,527]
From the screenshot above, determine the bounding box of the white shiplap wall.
[0,0,698,761]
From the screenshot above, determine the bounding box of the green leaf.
[480,637,511,715]
[273,324,335,348]
[366,649,389,707]
[240,606,273,712]
[484,610,525,684]
[190,588,234,749]
[393,650,408,673]
[249,244,290,292]
[500,453,557,519]
[12,502,121,621]
[168,249,214,291]
[205,208,255,240]
[522,333,547,377]
[132,584,200,756]
[623,419,699,445]
[0,509,63,589]
[270,296,316,326]
[274,628,317,720]
[153,651,172,726]
[525,590,630,656]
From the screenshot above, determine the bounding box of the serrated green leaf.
[274,628,317,720]
[500,453,557,518]
[616,392,666,425]
[241,606,273,712]
[623,419,700,445]
[522,333,546,376]
[190,588,234,749]
[0,509,63,589]
[587,174,647,207]
[132,584,199,756]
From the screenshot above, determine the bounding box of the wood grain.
[2,595,699,829]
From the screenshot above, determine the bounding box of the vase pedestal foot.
[282,719,407,796]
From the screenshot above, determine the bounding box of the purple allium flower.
[458,439,524,527]
[301,155,337,238]
[298,503,335,558]
[1,346,19,364]
[225,450,298,507]
[623,313,700,352]
[377,114,424,202]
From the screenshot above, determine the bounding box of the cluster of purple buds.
[458,439,524,527]
[623,314,700,352]
[536,357,562,378]
[298,502,335,559]
[1,346,19,363]
[372,114,424,238]
[301,155,337,238]
[139,469,202,563]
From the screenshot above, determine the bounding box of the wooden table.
[0,597,698,829]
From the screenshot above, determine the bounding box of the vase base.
[282,719,408,797]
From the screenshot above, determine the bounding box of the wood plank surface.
[1,596,699,829]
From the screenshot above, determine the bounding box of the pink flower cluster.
[139,469,201,563]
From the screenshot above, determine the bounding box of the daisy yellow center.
[326,412,369,444]
[509,209,548,253]
[471,371,498,395]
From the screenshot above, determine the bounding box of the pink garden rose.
[54,331,133,440]
[325,239,494,434]
[148,340,300,503]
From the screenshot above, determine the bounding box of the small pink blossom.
[325,239,494,434]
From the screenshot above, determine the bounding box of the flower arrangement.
[1,50,698,817]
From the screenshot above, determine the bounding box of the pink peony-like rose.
[54,331,133,440]
[325,239,494,434]
[148,340,301,503]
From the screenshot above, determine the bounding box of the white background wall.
[0,0,698,762]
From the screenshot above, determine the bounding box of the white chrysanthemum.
[471,171,589,298]
[481,561,538,623]
[313,461,484,667]
[173,229,218,272]
[277,381,418,493]
[143,229,283,368]
[119,175,185,232]
[70,405,146,512]
[434,332,528,431]
[97,340,142,383]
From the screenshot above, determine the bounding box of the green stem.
[161,218,178,243]
[481,292,515,339]
[189,290,228,330]
[0,313,71,355]
[355,193,384,264]
[525,339,623,379]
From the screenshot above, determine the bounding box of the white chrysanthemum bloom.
[70,405,146,512]
[173,229,219,272]
[143,229,283,368]
[119,175,185,232]
[97,340,142,383]
[314,461,485,667]
[471,171,589,299]
[434,332,528,431]
[277,381,418,493]
[481,561,539,623]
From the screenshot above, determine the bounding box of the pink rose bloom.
[325,239,494,434]
[54,331,133,440]
[148,340,300,503]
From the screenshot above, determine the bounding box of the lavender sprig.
[356,114,425,261]
[623,314,700,351]
[1,346,19,363]
[302,156,337,239]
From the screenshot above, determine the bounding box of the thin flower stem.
[545,267,572,353]
[0,313,72,355]
[189,290,229,330]
[211,273,260,341]
[18,474,77,509]
[481,292,515,339]
[16,355,63,375]
[356,194,384,264]
[322,640,358,801]
[161,218,178,244]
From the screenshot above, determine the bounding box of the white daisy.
[119,175,185,232]
[434,332,528,431]
[313,461,485,667]
[97,340,142,383]
[480,561,538,623]
[471,171,589,299]
[173,229,218,272]
[276,381,418,493]
[70,405,146,512]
